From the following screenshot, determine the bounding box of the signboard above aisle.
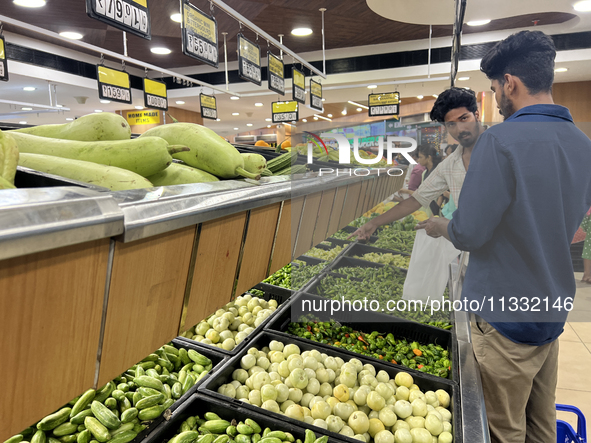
[200,93,217,120]
[310,79,322,111]
[292,67,305,104]
[125,109,160,125]
[237,33,262,86]
[272,100,298,123]
[268,51,285,95]
[143,78,168,111]
[0,36,8,82]
[97,65,132,104]
[86,0,151,40]
[181,0,218,68]
[368,92,400,118]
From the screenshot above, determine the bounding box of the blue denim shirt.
[448,104,591,345]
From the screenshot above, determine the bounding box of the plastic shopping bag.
[403,229,460,302]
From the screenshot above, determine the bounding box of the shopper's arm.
[348,197,422,240]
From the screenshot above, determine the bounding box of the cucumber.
[104,398,118,410]
[134,376,165,393]
[178,349,191,365]
[90,401,121,430]
[52,423,77,437]
[213,436,229,443]
[71,390,96,418]
[4,435,24,443]
[76,431,90,443]
[172,383,182,399]
[12,113,131,141]
[240,153,267,175]
[107,431,137,443]
[244,420,261,435]
[110,424,135,438]
[120,408,138,424]
[141,124,260,179]
[187,350,211,366]
[58,435,77,443]
[31,430,47,443]
[18,153,153,191]
[83,418,110,443]
[147,162,219,186]
[235,435,250,443]
[236,424,253,435]
[174,432,200,443]
[37,408,72,431]
[111,390,126,402]
[138,387,161,398]
[200,420,230,434]
[10,133,176,178]
[135,394,164,410]
[137,405,162,421]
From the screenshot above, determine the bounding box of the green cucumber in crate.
[260,261,328,291]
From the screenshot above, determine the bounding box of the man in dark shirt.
[418,31,591,442]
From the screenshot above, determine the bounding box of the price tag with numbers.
[143,78,168,111]
[86,0,151,40]
[237,33,261,86]
[97,65,132,104]
[368,92,400,117]
[310,79,323,111]
[181,0,218,68]
[267,51,284,95]
[292,67,305,104]
[272,101,298,124]
[0,36,8,82]
[200,93,217,120]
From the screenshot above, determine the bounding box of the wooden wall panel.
[183,212,248,330]
[235,204,282,296]
[0,240,109,441]
[339,182,363,229]
[269,200,292,275]
[312,189,337,247]
[294,192,323,259]
[98,227,195,386]
[355,180,369,218]
[364,178,376,213]
[326,187,348,238]
[290,197,306,260]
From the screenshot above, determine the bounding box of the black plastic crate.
[319,238,352,248]
[143,393,336,443]
[329,256,408,275]
[199,331,461,443]
[294,256,327,266]
[345,243,410,259]
[300,243,349,264]
[264,293,457,382]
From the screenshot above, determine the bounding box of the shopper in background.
[348,87,485,240]
[582,207,591,284]
[445,144,458,157]
[417,30,591,443]
[407,150,425,191]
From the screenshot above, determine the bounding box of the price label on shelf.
[86,0,151,40]
[272,100,298,123]
[268,51,284,95]
[200,93,217,120]
[143,78,168,111]
[97,65,132,104]
[368,92,400,117]
[310,79,323,111]
[181,0,218,68]
[292,67,305,104]
[237,33,261,86]
[0,36,8,82]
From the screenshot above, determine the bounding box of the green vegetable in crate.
[141,124,260,180]
[266,151,297,174]
[372,229,416,254]
[303,245,344,262]
[0,130,19,187]
[352,252,410,269]
[240,153,268,175]
[147,163,219,186]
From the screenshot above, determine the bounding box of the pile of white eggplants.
[217,340,454,443]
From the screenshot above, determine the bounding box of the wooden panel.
[364,178,376,214]
[355,179,369,218]
[290,197,306,260]
[312,189,337,246]
[326,187,348,238]
[294,192,323,259]
[98,227,195,386]
[553,81,591,138]
[183,212,248,330]
[235,204,282,296]
[269,200,292,275]
[339,182,363,229]
[0,240,109,441]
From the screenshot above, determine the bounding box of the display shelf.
[344,242,410,259]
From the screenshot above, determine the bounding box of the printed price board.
[272,100,298,123]
[126,110,160,126]
[181,1,218,68]
[368,92,400,117]
[86,0,151,40]
[237,33,261,86]
[143,78,168,111]
[268,51,284,95]
[97,65,132,104]
[200,93,217,120]
[292,67,305,104]
[0,36,8,82]
[310,79,323,111]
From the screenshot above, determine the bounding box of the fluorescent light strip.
[314,114,332,122]
[348,100,368,109]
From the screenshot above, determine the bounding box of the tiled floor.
[555,272,591,431]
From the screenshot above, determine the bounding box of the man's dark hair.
[430,87,478,123]
[480,30,556,94]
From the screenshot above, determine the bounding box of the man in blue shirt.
[419,31,591,442]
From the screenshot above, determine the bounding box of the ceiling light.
[151,47,171,55]
[176,101,185,105]
[100,100,110,104]
[216,118,221,121]
[314,114,332,121]
[94,110,103,113]
[56,104,63,108]
[23,87,36,91]
[230,96,240,100]
[22,107,33,111]
[135,106,144,110]
[417,95,424,99]
[265,118,272,122]
[313,117,318,120]
[367,85,377,89]
[232,112,240,115]
[458,76,470,81]
[356,108,362,112]
[555,67,569,73]
[170,13,182,23]
[321,98,325,101]
[59,32,83,40]
[432,94,438,98]
[246,123,253,126]
[267,125,271,128]
[19,121,27,124]
[66,118,74,121]
[302,119,307,122]
[574,0,591,12]
[467,19,491,26]
[291,28,313,36]
[13,0,46,7]
[233,127,239,130]
[327,114,333,118]
[254,102,263,107]
[341,110,347,115]
[348,100,369,109]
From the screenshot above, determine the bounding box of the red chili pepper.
[306,325,311,331]
[418,365,423,369]
[345,334,350,338]
[392,360,397,364]
[358,336,369,346]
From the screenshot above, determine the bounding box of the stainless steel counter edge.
[0,187,124,261]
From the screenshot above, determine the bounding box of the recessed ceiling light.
[246,123,253,127]
[66,118,74,121]
[216,118,221,121]
[94,110,103,113]
[23,87,36,91]
[135,106,145,110]
[321,98,325,102]
[22,107,33,111]
[233,127,239,130]
[574,0,591,12]
[59,32,83,40]
[267,125,271,128]
[56,104,63,108]
[265,118,272,122]
[151,47,171,55]
[13,0,46,7]
[176,101,185,105]
[367,85,377,89]
[341,110,347,115]
[19,121,27,124]
[232,112,240,115]
[313,117,318,120]
[348,100,368,109]
[555,67,569,73]
[254,102,263,107]
[458,76,470,81]
[467,19,491,26]
[356,108,362,112]
[302,119,307,122]
[100,100,111,104]
[432,94,438,98]
[230,96,240,100]
[291,28,313,36]
[327,114,333,118]
[170,13,182,23]
[417,95,424,99]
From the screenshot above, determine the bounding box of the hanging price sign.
[268,51,284,95]
[97,65,132,104]
[143,78,168,111]
[310,79,323,111]
[200,93,217,120]
[86,0,151,40]
[272,101,298,123]
[292,67,305,104]
[0,36,8,82]
[181,0,218,68]
[237,33,261,86]
[368,92,400,117]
